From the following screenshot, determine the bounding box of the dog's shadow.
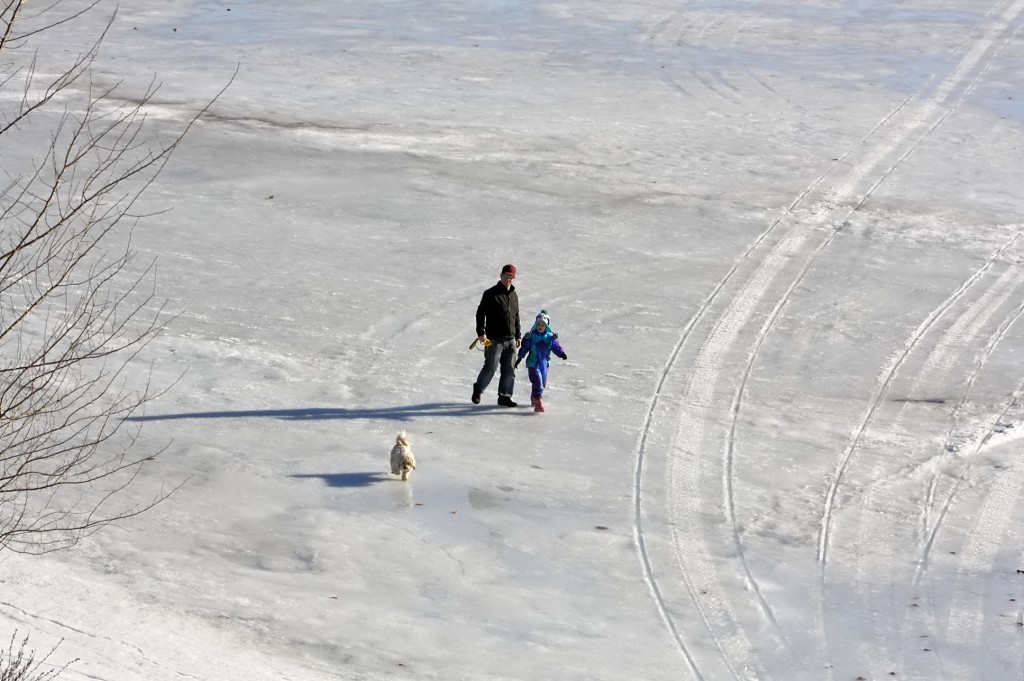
[290,472,391,488]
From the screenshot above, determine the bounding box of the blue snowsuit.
[517,325,567,401]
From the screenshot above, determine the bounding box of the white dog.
[389,431,416,481]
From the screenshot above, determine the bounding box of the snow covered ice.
[3,0,1024,679]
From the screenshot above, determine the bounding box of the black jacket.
[476,282,520,341]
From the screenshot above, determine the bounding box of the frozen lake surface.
[3,0,1024,679]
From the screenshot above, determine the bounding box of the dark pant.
[475,339,516,398]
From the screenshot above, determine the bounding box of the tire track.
[627,95,896,672]
[639,10,747,105]
[631,78,926,681]
[913,296,1024,586]
[811,238,1021,678]
[639,11,697,99]
[806,5,1024,674]
[856,233,1024,503]
[891,245,1021,423]
[922,383,1024,681]
[944,456,1024,681]
[633,0,1024,676]
[838,236,1024,677]
[720,0,1020,665]
[818,234,1021,564]
[631,217,794,679]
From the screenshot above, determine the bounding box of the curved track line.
[625,93,903,669]
[629,149,864,672]
[913,292,1024,586]
[816,0,1024,562]
[830,0,1024,213]
[922,387,1024,559]
[845,239,1023,673]
[648,105,938,676]
[639,12,696,98]
[854,231,1024,498]
[918,381,1024,664]
[940,452,1024,679]
[721,224,849,677]
[711,6,1024,662]
[884,287,1024,674]
[634,0,1024,673]
[817,234,1021,563]
[634,56,971,681]
[631,220,792,676]
[730,0,1024,671]
[640,11,763,106]
[627,133,873,673]
[891,252,1020,424]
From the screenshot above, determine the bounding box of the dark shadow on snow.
[126,401,527,423]
[290,472,391,488]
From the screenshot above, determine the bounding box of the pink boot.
[533,397,545,413]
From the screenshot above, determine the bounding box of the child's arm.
[516,336,531,362]
[552,338,568,360]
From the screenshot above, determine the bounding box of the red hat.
[501,264,517,277]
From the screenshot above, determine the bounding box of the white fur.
[389,431,416,481]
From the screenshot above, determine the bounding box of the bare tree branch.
[0,630,75,681]
[1,1,230,553]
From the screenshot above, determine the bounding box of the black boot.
[497,395,517,407]
[471,384,482,404]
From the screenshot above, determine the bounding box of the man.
[472,264,521,407]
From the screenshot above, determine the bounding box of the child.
[515,310,568,412]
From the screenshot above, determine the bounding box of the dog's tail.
[395,430,410,447]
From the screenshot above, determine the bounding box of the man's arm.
[475,291,489,340]
[513,291,521,346]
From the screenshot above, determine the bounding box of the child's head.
[535,310,550,332]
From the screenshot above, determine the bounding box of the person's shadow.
[127,401,526,423]
[132,402,526,500]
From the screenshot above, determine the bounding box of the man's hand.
[478,335,487,344]
[515,337,522,348]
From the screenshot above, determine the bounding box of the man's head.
[500,264,516,288]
